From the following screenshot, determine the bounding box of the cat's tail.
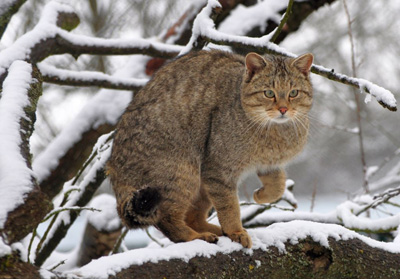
[120,186,162,228]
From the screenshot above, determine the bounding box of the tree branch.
[270,0,294,43]
[39,63,147,91]
[0,62,52,244]
[48,222,400,279]
[0,0,27,39]
[0,2,182,85]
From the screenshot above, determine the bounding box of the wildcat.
[107,50,313,248]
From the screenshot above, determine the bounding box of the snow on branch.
[0,2,182,84]
[54,31,183,60]
[0,60,52,244]
[39,63,148,91]
[0,61,35,229]
[183,0,397,112]
[65,221,400,279]
[244,188,400,235]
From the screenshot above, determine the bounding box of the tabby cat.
[107,50,313,248]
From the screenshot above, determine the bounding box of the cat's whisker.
[290,118,300,138]
[294,117,309,136]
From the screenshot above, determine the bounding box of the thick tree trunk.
[2,236,399,279]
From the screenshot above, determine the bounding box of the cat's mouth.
[272,114,290,124]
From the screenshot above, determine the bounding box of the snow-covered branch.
[39,63,148,91]
[0,2,182,85]
[0,61,51,245]
[244,189,400,235]
[53,221,400,279]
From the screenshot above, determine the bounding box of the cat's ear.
[245,52,267,82]
[291,53,313,76]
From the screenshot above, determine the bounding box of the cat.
[107,50,313,248]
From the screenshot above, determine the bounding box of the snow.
[0,2,73,77]
[336,201,400,232]
[70,220,400,278]
[218,1,286,35]
[0,1,182,79]
[87,194,120,232]
[0,60,34,230]
[357,78,397,108]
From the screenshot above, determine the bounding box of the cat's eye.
[289,89,298,98]
[264,90,275,98]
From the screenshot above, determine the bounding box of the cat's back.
[109,51,245,178]
[135,50,244,105]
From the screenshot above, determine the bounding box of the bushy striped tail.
[123,187,162,228]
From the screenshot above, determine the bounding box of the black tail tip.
[131,187,161,216]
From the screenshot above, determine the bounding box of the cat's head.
[241,52,313,124]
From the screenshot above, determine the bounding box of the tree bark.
[3,236,399,279]
[0,65,52,244]
[100,238,400,279]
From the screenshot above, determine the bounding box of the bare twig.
[343,0,369,194]
[41,207,101,223]
[356,186,400,216]
[48,259,67,272]
[270,0,294,43]
[240,202,295,224]
[146,228,164,248]
[110,227,129,255]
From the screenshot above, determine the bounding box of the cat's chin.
[271,116,290,124]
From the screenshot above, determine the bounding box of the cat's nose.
[278,107,288,115]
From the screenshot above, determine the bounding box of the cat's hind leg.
[185,186,223,236]
[253,168,286,204]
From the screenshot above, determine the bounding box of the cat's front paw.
[227,230,252,248]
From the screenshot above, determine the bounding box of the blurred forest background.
[2,0,399,202]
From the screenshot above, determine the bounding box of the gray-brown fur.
[107,50,314,248]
